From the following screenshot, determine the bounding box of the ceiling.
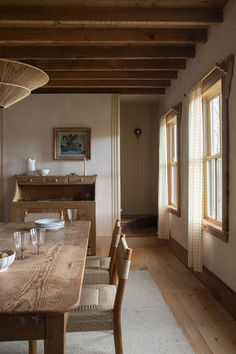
[0,0,229,97]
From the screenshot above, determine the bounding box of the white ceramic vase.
[26,158,36,176]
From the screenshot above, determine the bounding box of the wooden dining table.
[0,221,91,354]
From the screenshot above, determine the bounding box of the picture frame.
[54,127,91,160]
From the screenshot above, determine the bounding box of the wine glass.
[67,209,78,226]
[14,231,30,260]
[30,228,46,255]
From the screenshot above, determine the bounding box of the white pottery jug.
[26,158,36,176]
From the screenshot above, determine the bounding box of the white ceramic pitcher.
[26,158,36,176]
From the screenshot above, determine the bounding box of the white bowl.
[37,169,50,176]
[0,249,16,272]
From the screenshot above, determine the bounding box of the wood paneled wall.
[120,102,158,216]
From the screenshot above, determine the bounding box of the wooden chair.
[83,224,122,285]
[85,219,120,267]
[24,209,64,222]
[67,236,132,354]
[83,219,121,285]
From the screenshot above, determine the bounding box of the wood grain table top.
[0,221,90,315]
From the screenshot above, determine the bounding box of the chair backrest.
[115,236,132,280]
[114,235,132,315]
[109,219,121,257]
[109,225,122,281]
[24,210,64,222]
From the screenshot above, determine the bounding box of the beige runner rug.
[0,270,193,354]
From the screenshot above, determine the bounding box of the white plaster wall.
[3,94,113,236]
[157,0,236,291]
[120,102,158,215]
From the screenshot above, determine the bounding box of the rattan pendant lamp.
[0,59,49,108]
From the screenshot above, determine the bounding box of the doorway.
[120,100,158,236]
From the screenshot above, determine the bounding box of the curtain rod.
[200,62,227,83]
[164,104,180,117]
[184,55,233,97]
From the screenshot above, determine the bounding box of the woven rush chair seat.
[67,236,132,354]
[67,284,116,332]
[24,210,64,222]
[85,255,110,269]
[83,267,110,284]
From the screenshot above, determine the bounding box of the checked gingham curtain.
[188,83,204,272]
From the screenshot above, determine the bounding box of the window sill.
[168,207,181,217]
[203,219,228,242]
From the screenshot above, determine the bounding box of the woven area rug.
[0,270,193,354]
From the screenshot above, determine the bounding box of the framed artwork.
[54,127,91,160]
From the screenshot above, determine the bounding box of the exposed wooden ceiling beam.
[24,59,186,71]
[0,7,223,26]
[0,28,207,45]
[34,87,166,94]
[0,3,227,96]
[0,45,195,59]
[45,79,171,88]
[46,71,178,79]
[0,1,228,9]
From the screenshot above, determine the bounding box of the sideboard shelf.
[11,175,97,255]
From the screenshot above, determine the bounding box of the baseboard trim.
[168,236,236,319]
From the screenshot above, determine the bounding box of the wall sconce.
[134,128,142,139]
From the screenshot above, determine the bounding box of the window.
[166,103,182,216]
[200,54,234,242]
[167,116,178,208]
[202,80,222,227]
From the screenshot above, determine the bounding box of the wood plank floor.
[97,244,236,354]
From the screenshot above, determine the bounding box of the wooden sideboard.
[11,175,97,255]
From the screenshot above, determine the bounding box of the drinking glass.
[30,228,46,255]
[14,231,30,260]
[67,209,78,226]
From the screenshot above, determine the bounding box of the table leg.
[29,340,37,354]
[44,313,68,354]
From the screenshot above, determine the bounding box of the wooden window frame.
[166,102,182,217]
[201,55,234,242]
[167,116,178,209]
[202,80,222,227]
